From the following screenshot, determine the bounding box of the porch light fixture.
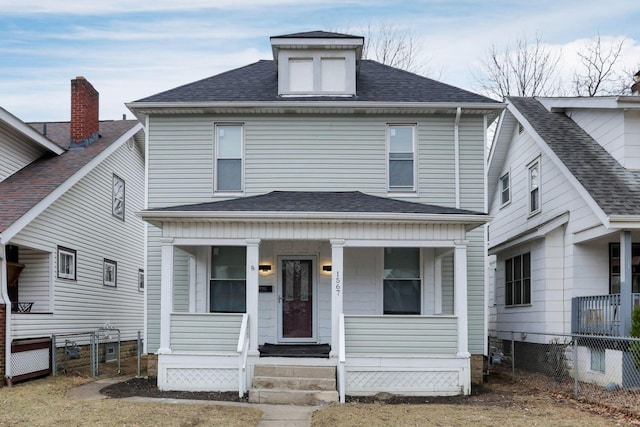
[258,264,272,272]
[322,265,332,272]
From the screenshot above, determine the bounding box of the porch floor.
[258,343,331,358]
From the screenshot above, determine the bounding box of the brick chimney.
[70,76,99,147]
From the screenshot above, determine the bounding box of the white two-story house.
[488,96,640,386]
[128,31,502,402]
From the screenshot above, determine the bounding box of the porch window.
[387,124,416,192]
[609,243,640,294]
[209,246,246,313]
[505,253,531,306]
[383,247,421,315]
[214,124,243,192]
[57,246,76,281]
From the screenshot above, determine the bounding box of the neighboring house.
[127,31,502,401]
[487,96,640,386]
[0,77,146,385]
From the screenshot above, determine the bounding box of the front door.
[279,259,314,341]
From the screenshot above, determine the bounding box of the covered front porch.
[143,191,486,399]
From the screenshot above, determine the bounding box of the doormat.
[258,343,331,358]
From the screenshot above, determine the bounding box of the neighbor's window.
[57,246,76,280]
[591,348,605,373]
[383,247,421,314]
[210,246,246,313]
[500,172,510,205]
[528,160,540,214]
[215,124,243,192]
[505,253,531,306]
[609,243,640,294]
[388,125,416,192]
[112,174,125,220]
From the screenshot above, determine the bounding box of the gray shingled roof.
[509,97,640,217]
[271,30,362,39]
[136,60,497,104]
[149,191,485,216]
[0,120,139,232]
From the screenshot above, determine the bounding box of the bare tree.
[474,35,562,100]
[572,34,625,96]
[360,22,428,75]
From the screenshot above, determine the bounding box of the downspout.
[0,243,12,386]
[454,107,462,209]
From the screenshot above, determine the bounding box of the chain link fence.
[490,331,640,417]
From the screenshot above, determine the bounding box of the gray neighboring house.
[0,77,145,385]
[128,31,503,401]
[488,96,640,387]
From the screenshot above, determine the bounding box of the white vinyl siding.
[16,248,51,313]
[173,249,191,312]
[0,123,49,182]
[10,137,145,341]
[170,313,242,352]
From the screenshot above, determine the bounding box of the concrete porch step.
[249,388,339,405]
[249,364,338,405]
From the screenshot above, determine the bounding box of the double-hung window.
[383,248,421,315]
[57,246,76,280]
[528,159,540,214]
[215,124,243,192]
[388,125,416,192]
[500,172,510,205]
[505,253,531,306]
[210,246,246,313]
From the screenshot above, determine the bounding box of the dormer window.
[271,31,363,97]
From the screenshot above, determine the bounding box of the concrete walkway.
[67,377,319,427]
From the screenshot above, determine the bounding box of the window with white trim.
[528,159,540,214]
[388,125,416,192]
[57,246,76,280]
[215,124,243,192]
[210,246,246,313]
[500,172,510,205]
[383,247,421,314]
[505,252,531,306]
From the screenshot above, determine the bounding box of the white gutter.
[454,107,462,209]
[0,244,11,385]
[139,210,491,225]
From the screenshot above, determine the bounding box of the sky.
[1,0,639,122]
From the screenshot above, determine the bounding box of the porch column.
[620,231,632,337]
[454,242,469,357]
[158,239,174,354]
[330,239,345,357]
[246,239,260,353]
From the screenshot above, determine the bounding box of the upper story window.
[57,246,77,281]
[388,124,416,192]
[215,124,243,193]
[505,252,531,306]
[383,247,421,315]
[528,159,540,215]
[112,174,125,220]
[500,172,510,205]
[278,51,356,96]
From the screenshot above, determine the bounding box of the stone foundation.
[55,339,139,374]
[146,353,158,377]
[470,354,484,384]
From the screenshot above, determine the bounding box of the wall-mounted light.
[322,265,332,272]
[258,264,272,272]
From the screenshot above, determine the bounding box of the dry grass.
[0,376,262,427]
[312,373,640,427]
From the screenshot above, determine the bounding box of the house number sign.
[335,271,341,296]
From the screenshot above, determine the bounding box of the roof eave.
[0,107,65,155]
[608,215,640,229]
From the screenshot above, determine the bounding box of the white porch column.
[158,239,174,354]
[330,239,345,357]
[246,239,260,353]
[454,242,469,357]
[620,230,632,337]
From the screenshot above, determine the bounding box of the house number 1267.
[335,271,341,296]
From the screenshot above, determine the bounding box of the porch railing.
[170,312,243,352]
[571,294,640,336]
[236,313,249,398]
[343,315,458,355]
